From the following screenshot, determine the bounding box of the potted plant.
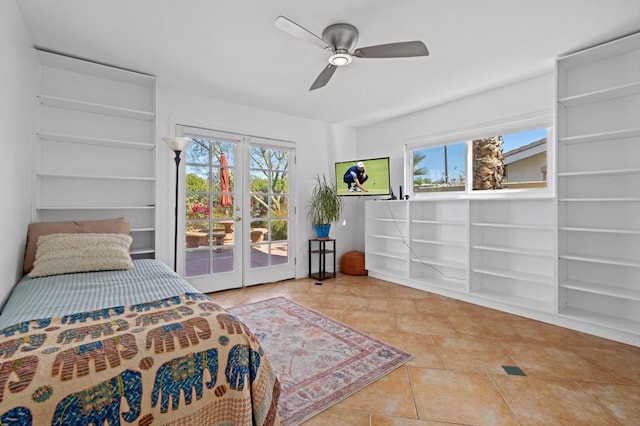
[308,174,343,238]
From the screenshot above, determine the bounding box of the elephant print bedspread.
[0,293,280,425]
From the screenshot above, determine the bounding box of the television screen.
[335,157,391,196]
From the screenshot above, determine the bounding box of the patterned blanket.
[0,292,280,425]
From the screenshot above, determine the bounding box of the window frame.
[404,113,554,199]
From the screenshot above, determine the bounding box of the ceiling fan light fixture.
[328,53,352,66]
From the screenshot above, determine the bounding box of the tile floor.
[209,274,640,425]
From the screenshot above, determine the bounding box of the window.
[407,121,551,195]
[412,142,466,193]
[473,128,548,190]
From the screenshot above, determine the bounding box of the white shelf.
[559,253,640,268]
[559,306,639,335]
[37,173,155,181]
[36,205,155,210]
[472,289,554,312]
[368,234,405,241]
[410,256,466,270]
[37,49,156,88]
[368,250,409,260]
[557,128,640,145]
[471,244,554,258]
[471,222,553,231]
[366,265,408,278]
[410,275,468,292]
[38,94,155,121]
[37,132,155,150]
[410,219,466,226]
[411,238,466,247]
[557,168,640,177]
[130,228,155,233]
[558,82,640,107]
[559,226,640,235]
[471,266,553,285]
[560,280,640,301]
[369,217,407,223]
[559,197,640,202]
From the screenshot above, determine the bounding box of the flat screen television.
[335,157,391,197]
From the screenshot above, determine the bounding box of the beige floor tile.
[323,294,370,311]
[302,409,369,425]
[446,315,522,341]
[371,415,459,425]
[342,309,399,334]
[371,333,444,369]
[367,296,417,313]
[577,382,640,424]
[503,342,615,382]
[388,286,432,299]
[395,312,457,336]
[432,335,516,374]
[491,375,619,425]
[570,345,640,385]
[508,318,595,346]
[333,367,417,418]
[408,368,518,425]
[413,294,477,316]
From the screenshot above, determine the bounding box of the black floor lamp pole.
[172,150,181,272]
[163,136,192,274]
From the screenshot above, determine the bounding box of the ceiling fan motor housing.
[322,23,359,51]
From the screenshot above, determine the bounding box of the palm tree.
[472,136,504,190]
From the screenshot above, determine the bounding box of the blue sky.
[415,128,547,183]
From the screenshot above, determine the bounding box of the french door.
[177,126,295,292]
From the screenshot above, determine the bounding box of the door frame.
[174,125,296,291]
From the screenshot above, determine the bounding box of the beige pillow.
[23,218,130,273]
[29,233,133,278]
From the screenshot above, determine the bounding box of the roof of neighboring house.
[503,138,546,165]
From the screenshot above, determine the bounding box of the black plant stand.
[308,238,336,280]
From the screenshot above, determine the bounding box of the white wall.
[156,88,356,281]
[354,73,555,244]
[0,0,38,308]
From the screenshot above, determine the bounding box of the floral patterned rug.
[228,297,413,425]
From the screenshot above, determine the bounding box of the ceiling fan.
[275,16,429,90]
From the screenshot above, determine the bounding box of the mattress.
[0,259,197,329]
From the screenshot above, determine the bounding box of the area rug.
[228,297,413,425]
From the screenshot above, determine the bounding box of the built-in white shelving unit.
[365,33,640,346]
[556,32,640,340]
[469,199,556,313]
[409,200,468,292]
[35,50,157,258]
[365,200,409,278]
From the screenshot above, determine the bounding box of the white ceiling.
[17,0,640,128]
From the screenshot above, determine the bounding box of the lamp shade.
[163,137,193,152]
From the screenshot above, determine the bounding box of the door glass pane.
[185,249,210,277]
[184,137,237,278]
[271,242,289,265]
[270,219,288,241]
[272,171,288,193]
[249,144,290,269]
[212,246,234,273]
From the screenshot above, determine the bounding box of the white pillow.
[29,233,133,278]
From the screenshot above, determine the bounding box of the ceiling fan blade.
[354,41,429,58]
[309,64,337,91]
[275,16,328,50]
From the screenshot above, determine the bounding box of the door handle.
[236,216,242,221]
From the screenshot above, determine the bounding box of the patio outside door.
[177,126,295,292]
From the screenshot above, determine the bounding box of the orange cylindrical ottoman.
[340,251,368,276]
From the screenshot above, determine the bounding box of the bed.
[0,224,280,425]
